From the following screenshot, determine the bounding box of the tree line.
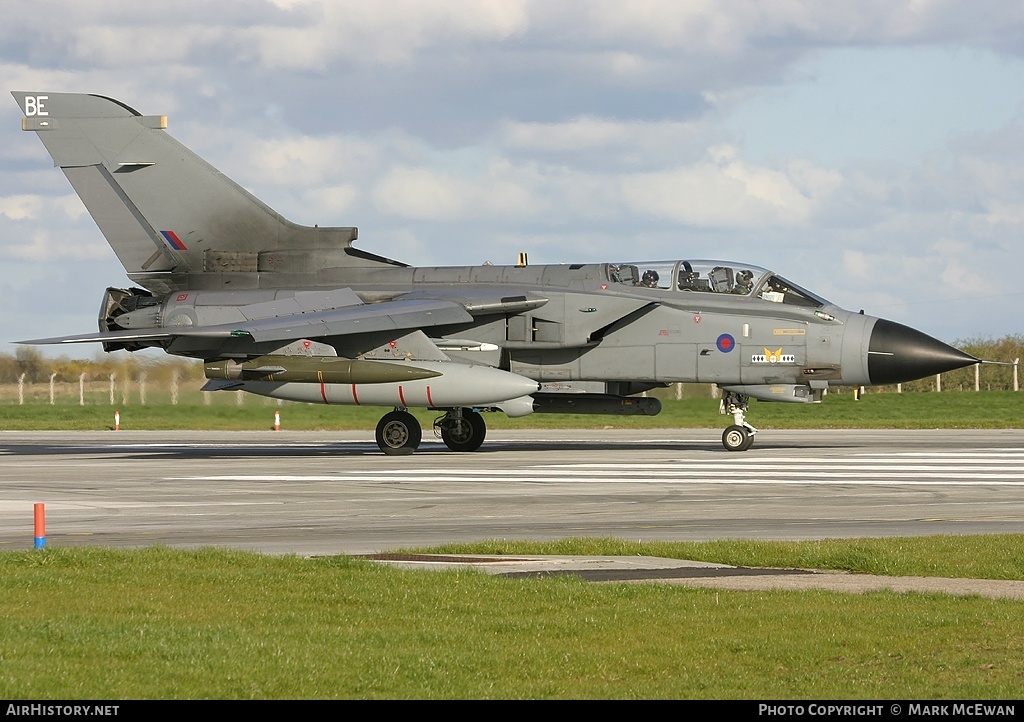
[0,348,203,385]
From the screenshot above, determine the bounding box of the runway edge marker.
[33,503,45,550]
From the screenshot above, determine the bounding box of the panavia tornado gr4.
[12,92,978,454]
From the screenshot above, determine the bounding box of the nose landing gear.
[721,391,757,451]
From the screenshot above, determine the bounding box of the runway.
[2,428,1023,555]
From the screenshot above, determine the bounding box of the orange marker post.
[114,410,121,431]
[34,503,45,550]
[274,410,281,431]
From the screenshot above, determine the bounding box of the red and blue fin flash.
[160,230,187,251]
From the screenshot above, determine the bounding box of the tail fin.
[13,92,400,291]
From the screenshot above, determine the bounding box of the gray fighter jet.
[12,92,978,453]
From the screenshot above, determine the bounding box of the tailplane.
[12,92,401,292]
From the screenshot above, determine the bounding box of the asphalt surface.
[2,428,1023,597]
[363,554,1024,599]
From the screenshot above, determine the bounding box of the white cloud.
[0,1,1022,79]
[0,195,44,221]
[958,153,1024,199]
[372,163,539,221]
[503,117,639,152]
[500,117,708,163]
[561,0,751,53]
[0,193,88,223]
[620,146,832,228]
[842,249,872,280]
[785,160,844,203]
[9,229,109,262]
[54,195,89,221]
[237,0,530,69]
[227,133,382,188]
[68,25,225,66]
[303,184,360,216]
[2,193,104,263]
[980,200,1024,229]
[930,237,990,295]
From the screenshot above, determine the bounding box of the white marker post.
[274,410,281,431]
[114,410,120,431]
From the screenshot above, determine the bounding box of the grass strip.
[0,391,1021,430]
[1,540,1022,699]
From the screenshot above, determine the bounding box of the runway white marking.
[173,449,1024,485]
[52,438,709,451]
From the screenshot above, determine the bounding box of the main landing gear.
[374,407,488,455]
[375,409,422,456]
[721,391,757,452]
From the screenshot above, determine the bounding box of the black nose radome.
[868,319,978,385]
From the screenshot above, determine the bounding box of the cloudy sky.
[3,0,1024,358]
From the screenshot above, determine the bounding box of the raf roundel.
[717,334,735,353]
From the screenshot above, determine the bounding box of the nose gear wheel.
[436,408,487,452]
[720,392,757,451]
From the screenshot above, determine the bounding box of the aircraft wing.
[19,327,235,345]
[235,297,473,342]
[19,295,477,345]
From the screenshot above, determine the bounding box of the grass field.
[1,538,1023,699]
[0,389,1021,430]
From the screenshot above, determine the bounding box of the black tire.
[376,410,422,455]
[440,409,487,452]
[722,424,753,452]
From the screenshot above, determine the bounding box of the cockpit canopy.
[607,260,828,308]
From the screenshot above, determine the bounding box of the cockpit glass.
[757,275,828,308]
[606,260,829,307]
[676,261,766,295]
[608,262,675,290]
